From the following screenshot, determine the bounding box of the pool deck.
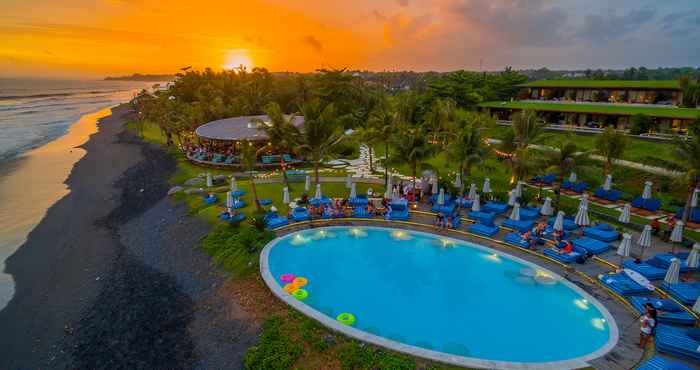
[264,216,655,370]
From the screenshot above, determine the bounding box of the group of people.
[518,222,573,253]
[434,212,456,230]
[292,196,390,219]
[650,217,681,243]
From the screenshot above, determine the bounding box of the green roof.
[518,80,681,90]
[478,101,700,120]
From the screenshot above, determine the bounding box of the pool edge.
[259,225,619,370]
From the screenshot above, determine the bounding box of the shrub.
[629,114,653,135]
[200,224,275,274]
[244,316,302,370]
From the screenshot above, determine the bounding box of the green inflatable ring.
[292,288,309,301]
[336,312,355,326]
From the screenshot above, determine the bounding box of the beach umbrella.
[392,186,400,201]
[226,191,234,209]
[509,202,521,221]
[230,177,238,192]
[575,205,590,227]
[471,194,481,212]
[468,183,477,199]
[540,197,553,216]
[482,178,491,193]
[314,183,322,199]
[270,205,278,213]
[616,233,632,266]
[345,174,352,188]
[603,174,612,191]
[618,203,631,224]
[431,175,438,194]
[642,181,653,200]
[349,183,357,199]
[507,190,517,206]
[283,187,290,204]
[553,211,565,232]
[692,188,699,208]
[453,173,462,190]
[437,188,445,206]
[663,258,680,285]
[515,181,524,198]
[569,172,577,183]
[579,194,589,209]
[385,176,393,199]
[304,175,311,192]
[670,221,684,243]
[637,225,652,259]
[420,177,428,194]
[687,243,700,269]
[206,173,213,188]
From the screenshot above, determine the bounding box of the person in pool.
[639,303,657,348]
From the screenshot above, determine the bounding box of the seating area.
[661,282,700,305]
[592,187,623,203]
[504,232,531,249]
[264,212,289,229]
[547,215,578,231]
[631,196,663,215]
[560,181,588,194]
[467,211,496,225]
[572,237,610,255]
[622,259,668,280]
[530,173,556,185]
[598,272,654,296]
[518,206,540,220]
[675,207,700,226]
[627,296,695,325]
[482,201,509,214]
[583,223,620,242]
[386,199,410,221]
[501,218,534,233]
[655,325,700,362]
[468,221,500,237]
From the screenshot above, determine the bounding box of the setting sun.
[223,49,254,71]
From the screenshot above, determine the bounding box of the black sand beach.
[0,105,257,369]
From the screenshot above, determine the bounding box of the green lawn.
[518,79,681,90]
[479,101,700,120]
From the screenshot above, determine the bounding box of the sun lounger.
[501,218,535,233]
[652,253,697,272]
[428,193,452,205]
[468,222,500,237]
[431,202,456,214]
[264,213,289,229]
[598,272,653,296]
[531,173,556,185]
[309,196,332,207]
[504,232,531,249]
[231,190,246,197]
[628,296,695,325]
[676,207,700,223]
[482,201,509,214]
[456,198,473,209]
[467,211,496,225]
[539,226,569,242]
[543,248,582,263]
[292,207,310,222]
[662,282,700,305]
[203,195,218,205]
[386,199,410,221]
[451,215,462,229]
[547,216,578,231]
[231,200,246,209]
[353,206,372,218]
[258,198,272,206]
[622,260,667,280]
[572,237,610,254]
[655,325,700,361]
[519,206,540,220]
[636,355,693,370]
[583,223,620,242]
[349,195,369,207]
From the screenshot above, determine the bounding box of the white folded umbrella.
[437,188,445,205]
[468,183,477,199]
[283,187,290,204]
[454,173,462,190]
[579,194,589,209]
[617,233,632,260]
[226,191,234,209]
[553,211,565,232]
[345,174,352,188]
[314,183,322,199]
[692,296,700,315]
[642,181,653,200]
[509,202,521,221]
[515,181,524,198]
[540,197,553,216]
[670,221,684,243]
[569,172,577,183]
[230,176,238,192]
[687,243,700,268]
[692,188,699,208]
[304,175,311,192]
[603,174,612,191]
[482,178,491,193]
[618,203,631,224]
[431,175,438,194]
[663,258,680,285]
[507,190,517,206]
[385,176,393,199]
[471,194,481,212]
[637,225,652,258]
[349,183,357,199]
[206,172,213,187]
[575,205,590,227]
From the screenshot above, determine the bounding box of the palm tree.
[446,112,493,194]
[595,127,628,175]
[541,135,591,211]
[386,125,434,189]
[364,99,398,186]
[424,98,457,145]
[672,120,700,222]
[511,110,542,149]
[297,99,345,185]
[499,110,543,181]
[240,140,263,212]
[254,102,300,188]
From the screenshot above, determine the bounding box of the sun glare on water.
[223,49,253,70]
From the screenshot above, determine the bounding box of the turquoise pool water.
[265,226,616,364]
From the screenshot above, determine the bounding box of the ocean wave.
[0,89,126,101]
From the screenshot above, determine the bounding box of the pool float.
[336,312,355,326]
[293,277,308,287]
[292,288,309,300]
[280,273,296,283]
[283,283,298,293]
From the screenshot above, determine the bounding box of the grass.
[479,101,700,119]
[518,79,681,90]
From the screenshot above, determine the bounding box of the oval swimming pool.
[261,226,618,369]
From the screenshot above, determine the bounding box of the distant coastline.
[104,73,175,82]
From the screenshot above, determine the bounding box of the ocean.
[0,79,163,310]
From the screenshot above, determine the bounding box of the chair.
[572,237,610,254]
[582,224,620,242]
[352,206,372,219]
[622,260,667,280]
[519,206,540,220]
[385,199,410,221]
[628,296,695,325]
[661,282,700,305]
[482,201,509,214]
[292,207,310,222]
[543,248,582,263]
[636,355,693,370]
[504,232,531,249]
[572,182,588,193]
[598,272,653,296]
[655,325,700,361]
[431,202,456,214]
[468,222,500,237]
[651,253,697,272]
[264,212,289,229]
[467,211,496,225]
[501,218,535,233]
[547,215,578,231]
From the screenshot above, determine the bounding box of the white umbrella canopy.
[304,175,311,192]
[692,188,699,208]
[540,197,553,216]
[431,175,438,194]
[575,205,590,227]
[314,183,322,199]
[617,233,632,259]
[515,181,524,198]
[579,194,589,209]
[468,183,477,199]
[637,225,653,258]
[507,190,517,206]
[437,188,445,205]
[349,183,357,199]
[603,174,613,191]
[670,221,684,243]
[482,178,491,193]
[283,187,290,204]
[345,174,352,188]
[230,177,238,192]
[687,243,700,268]
[226,191,234,209]
[569,172,578,183]
[642,181,653,200]
[509,202,521,221]
[471,194,481,212]
[663,258,680,285]
[553,211,565,232]
[618,203,631,223]
[454,173,462,190]
[206,172,213,187]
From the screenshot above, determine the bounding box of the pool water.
[265,226,616,364]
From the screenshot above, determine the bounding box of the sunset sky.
[1,0,698,78]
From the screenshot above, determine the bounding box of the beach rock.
[167,186,184,196]
[184,188,204,195]
[184,177,204,186]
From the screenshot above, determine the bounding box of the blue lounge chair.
[467,211,496,225]
[622,260,667,280]
[231,190,246,197]
[501,218,535,233]
[504,232,531,249]
[431,202,456,214]
[264,213,289,229]
[595,187,623,202]
[531,173,556,185]
[450,214,462,229]
[572,237,610,255]
[560,180,573,190]
[676,207,700,223]
[636,355,693,370]
[572,182,588,193]
[309,196,332,207]
[428,193,452,205]
[655,325,700,361]
[547,215,578,231]
[228,213,245,224]
[628,296,695,325]
[353,206,372,218]
[349,195,369,207]
[519,206,540,220]
[598,272,653,296]
[652,253,697,272]
[456,198,473,209]
[386,199,409,221]
[231,200,246,209]
[292,207,310,222]
[482,201,509,214]
[203,195,218,205]
[258,198,272,206]
[662,282,700,305]
[543,248,582,263]
[632,196,663,212]
[583,223,620,242]
[468,222,500,237]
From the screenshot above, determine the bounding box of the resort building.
[480,80,700,134]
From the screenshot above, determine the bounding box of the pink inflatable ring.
[280,273,296,283]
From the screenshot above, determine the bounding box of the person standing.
[639,303,657,348]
